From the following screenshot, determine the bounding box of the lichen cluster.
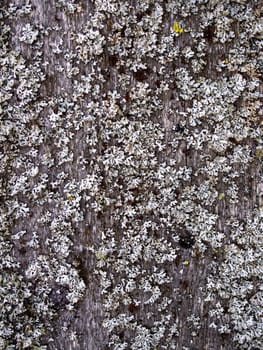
[0,0,262,349]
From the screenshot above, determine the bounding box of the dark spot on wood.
[181,56,187,65]
[23,298,35,318]
[175,124,185,133]
[152,188,159,195]
[136,5,153,20]
[128,303,139,313]
[107,20,112,31]
[177,296,183,304]
[118,177,125,186]
[183,148,192,156]
[136,12,144,21]
[129,187,140,194]
[119,330,125,339]
[101,69,110,80]
[133,68,151,82]
[204,24,215,43]
[172,61,178,70]
[53,105,59,113]
[108,55,118,67]
[249,37,258,51]
[223,304,229,314]
[155,79,161,88]
[228,137,240,145]
[174,255,181,266]
[144,6,153,16]
[49,286,69,310]
[203,311,209,318]
[18,245,27,254]
[120,25,127,38]
[118,65,126,74]
[76,262,89,285]
[181,279,190,290]
[179,234,195,249]
[55,14,62,22]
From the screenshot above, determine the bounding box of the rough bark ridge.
[0,1,262,350]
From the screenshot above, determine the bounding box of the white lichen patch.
[207,209,263,349]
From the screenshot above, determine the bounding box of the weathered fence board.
[0,1,262,349]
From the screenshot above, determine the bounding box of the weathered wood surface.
[0,1,262,350]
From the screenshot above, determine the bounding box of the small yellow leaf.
[255,148,263,158]
[218,192,225,200]
[67,195,74,200]
[96,251,106,260]
[225,58,229,64]
[182,260,190,265]
[173,21,184,33]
